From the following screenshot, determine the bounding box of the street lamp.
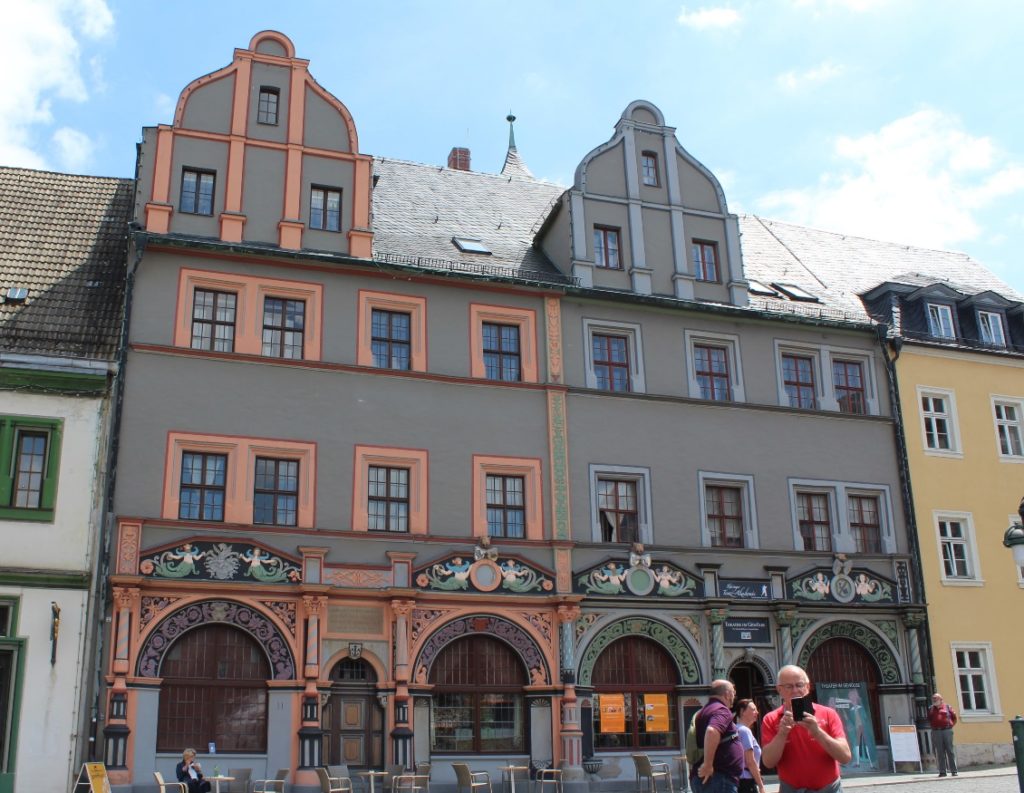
[1004,522,1024,566]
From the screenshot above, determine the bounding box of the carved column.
[705,604,729,678]
[391,599,416,768]
[106,587,139,782]
[775,605,799,667]
[556,604,584,778]
[299,595,327,770]
[902,609,930,732]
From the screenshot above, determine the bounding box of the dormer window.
[692,241,719,282]
[258,87,279,125]
[927,304,956,339]
[310,186,341,232]
[594,226,621,269]
[641,151,659,186]
[978,310,1006,347]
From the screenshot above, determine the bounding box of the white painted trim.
[949,641,1002,719]
[990,395,1024,462]
[588,463,653,544]
[932,510,983,585]
[698,470,759,549]
[916,385,963,458]
[786,480,840,552]
[582,317,646,393]
[683,329,745,402]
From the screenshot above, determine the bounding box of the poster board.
[888,724,923,773]
[598,694,625,733]
[644,693,669,732]
[72,763,111,793]
[816,681,879,770]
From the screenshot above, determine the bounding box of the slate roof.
[371,157,570,285]
[0,167,133,361]
[738,215,1022,323]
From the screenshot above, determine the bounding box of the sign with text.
[887,724,923,772]
[72,763,111,793]
[817,682,879,770]
[598,693,625,733]
[722,617,772,645]
[719,579,771,600]
[643,693,669,732]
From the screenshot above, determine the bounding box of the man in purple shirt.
[693,679,745,793]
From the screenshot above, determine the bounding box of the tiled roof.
[371,156,570,285]
[738,215,1022,322]
[0,167,133,361]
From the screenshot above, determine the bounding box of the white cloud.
[776,61,845,92]
[677,6,742,29]
[52,127,94,172]
[791,0,889,11]
[756,109,1024,250]
[0,0,113,170]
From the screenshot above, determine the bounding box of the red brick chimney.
[447,147,471,171]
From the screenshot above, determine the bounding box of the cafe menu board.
[73,763,111,793]
[644,693,669,732]
[598,694,625,733]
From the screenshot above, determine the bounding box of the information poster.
[73,763,111,793]
[817,682,878,770]
[644,693,669,732]
[598,694,625,733]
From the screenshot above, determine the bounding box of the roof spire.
[501,111,533,179]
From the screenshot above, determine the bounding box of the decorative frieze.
[138,541,301,583]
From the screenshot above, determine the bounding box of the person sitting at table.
[176,748,212,793]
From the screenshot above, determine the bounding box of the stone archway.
[796,620,901,685]
[137,599,296,679]
[577,616,700,686]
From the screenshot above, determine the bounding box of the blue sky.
[5,0,1023,291]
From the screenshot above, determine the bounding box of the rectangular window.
[0,418,61,520]
[597,479,638,543]
[978,311,1006,346]
[13,431,47,508]
[641,151,659,186]
[179,452,227,521]
[310,186,342,232]
[257,87,279,125]
[191,288,236,352]
[848,494,881,553]
[995,401,1024,457]
[261,297,305,359]
[371,309,411,370]
[693,344,731,401]
[705,485,745,548]
[692,241,719,282]
[180,168,215,215]
[367,465,409,532]
[955,648,993,713]
[253,458,298,526]
[938,519,971,579]
[921,393,954,451]
[927,303,956,339]
[483,322,521,382]
[833,360,866,414]
[594,226,621,269]
[797,492,832,551]
[486,474,526,538]
[592,334,631,392]
[782,353,816,409]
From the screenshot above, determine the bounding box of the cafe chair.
[317,767,354,793]
[414,763,431,793]
[227,769,252,793]
[452,763,492,793]
[253,769,289,793]
[154,771,187,793]
[534,768,562,793]
[632,754,674,793]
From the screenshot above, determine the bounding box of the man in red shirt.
[762,665,851,793]
[927,693,958,777]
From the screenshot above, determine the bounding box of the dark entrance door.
[730,661,772,739]
[323,658,384,769]
[806,637,882,742]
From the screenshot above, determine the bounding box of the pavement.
[755,766,1021,793]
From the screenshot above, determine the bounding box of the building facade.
[0,168,131,793]
[103,31,928,792]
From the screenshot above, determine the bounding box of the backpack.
[685,710,703,767]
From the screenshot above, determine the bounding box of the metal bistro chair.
[318,767,354,793]
[227,768,252,793]
[392,774,429,793]
[415,763,432,792]
[534,767,562,793]
[633,754,674,793]
[154,771,187,793]
[452,763,492,793]
[253,769,289,793]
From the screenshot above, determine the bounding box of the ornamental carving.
[140,596,181,629]
[797,620,901,685]
[578,617,700,686]
[547,391,571,542]
[139,541,301,583]
[261,600,297,635]
[788,557,894,604]
[575,557,702,598]
[117,523,141,575]
[672,615,702,646]
[325,567,392,588]
[519,611,553,642]
[138,600,295,680]
[411,608,449,641]
[414,615,549,686]
[414,552,554,594]
[870,619,899,644]
[575,612,600,641]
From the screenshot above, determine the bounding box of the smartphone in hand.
[792,696,816,720]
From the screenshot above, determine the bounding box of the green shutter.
[0,420,12,506]
[40,422,62,510]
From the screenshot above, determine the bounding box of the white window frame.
[933,511,983,586]
[787,482,839,552]
[588,464,653,544]
[950,642,1002,721]
[684,329,745,402]
[826,350,879,415]
[917,386,962,458]
[698,471,759,550]
[583,318,646,393]
[977,310,1006,347]
[992,396,1024,461]
[927,303,956,339]
[773,341,822,410]
[773,340,879,414]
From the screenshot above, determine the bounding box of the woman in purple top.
[734,699,767,793]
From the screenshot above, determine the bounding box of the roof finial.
[506,111,517,151]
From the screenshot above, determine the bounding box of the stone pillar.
[556,604,584,779]
[775,605,799,667]
[902,609,930,735]
[705,603,729,678]
[391,599,416,767]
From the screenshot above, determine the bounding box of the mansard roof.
[0,166,133,361]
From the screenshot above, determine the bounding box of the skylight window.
[452,237,491,255]
[4,287,28,303]
[747,280,779,297]
[771,283,820,302]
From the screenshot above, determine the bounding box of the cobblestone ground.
[839,768,1019,793]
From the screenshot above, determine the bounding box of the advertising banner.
[643,693,669,732]
[817,682,878,770]
[598,693,625,733]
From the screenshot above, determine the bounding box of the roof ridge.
[0,164,132,184]
[373,155,560,186]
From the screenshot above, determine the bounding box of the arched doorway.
[429,635,527,754]
[156,624,270,752]
[591,637,680,752]
[730,660,772,732]
[322,658,384,769]
[806,637,882,743]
